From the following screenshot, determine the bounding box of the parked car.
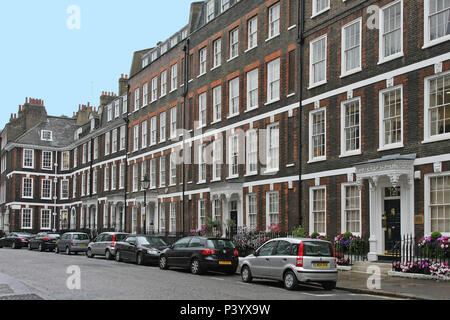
[240,238,338,291]
[28,233,60,252]
[86,232,129,260]
[55,232,90,255]
[115,235,168,265]
[159,237,239,275]
[0,233,34,249]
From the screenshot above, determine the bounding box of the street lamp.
[141,175,151,234]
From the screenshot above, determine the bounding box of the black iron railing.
[333,238,369,266]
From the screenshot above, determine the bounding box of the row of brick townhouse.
[0,0,449,261]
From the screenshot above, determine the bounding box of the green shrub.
[292,226,307,238]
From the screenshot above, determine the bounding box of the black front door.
[384,199,401,253]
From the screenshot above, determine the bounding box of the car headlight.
[147,249,159,255]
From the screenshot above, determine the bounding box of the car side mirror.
[254,250,259,257]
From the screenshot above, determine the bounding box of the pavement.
[337,270,450,300]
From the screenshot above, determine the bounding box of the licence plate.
[219,261,232,265]
[77,243,87,247]
[313,263,329,268]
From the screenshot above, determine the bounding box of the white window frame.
[41,179,52,200]
[423,71,450,143]
[340,97,362,157]
[41,151,52,170]
[212,139,222,181]
[267,58,280,103]
[133,164,138,192]
[246,194,257,230]
[199,47,207,76]
[341,18,362,77]
[161,70,167,97]
[228,134,239,178]
[247,16,258,51]
[112,129,118,154]
[150,117,157,146]
[198,144,207,184]
[104,167,110,192]
[134,88,140,111]
[160,112,167,143]
[266,191,279,231]
[22,177,33,199]
[213,38,222,68]
[424,172,450,236]
[61,179,69,200]
[105,132,111,156]
[423,0,450,48]
[151,77,158,102]
[198,92,207,128]
[308,107,327,162]
[120,126,126,151]
[170,202,176,233]
[378,0,404,65]
[41,130,53,141]
[171,63,178,91]
[312,0,330,18]
[133,125,139,152]
[268,2,280,40]
[246,68,259,110]
[141,121,148,149]
[170,153,177,186]
[93,138,99,160]
[309,186,327,236]
[266,123,279,172]
[21,208,33,230]
[309,34,327,88]
[62,151,70,171]
[378,85,404,151]
[230,28,239,60]
[170,107,177,139]
[160,156,166,187]
[23,149,34,169]
[143,83,149,107]
[246,129,258,175]
[213,86,222,122]
[40,209,51,230]
[198,199,206,229]
[206,0,215,22]
[341,183,362,236]
[229,77,240,117]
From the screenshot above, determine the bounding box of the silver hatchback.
[86,232,129,260]
[240,238,338,290]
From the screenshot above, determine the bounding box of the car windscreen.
[48,234,60,239]
[303,241,333,257]
[139,237,167,247]
[206,239,235,250]
[72,234,89,240]
[16,233,33,238]
[114,234,128,242]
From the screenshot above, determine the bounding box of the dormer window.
[41,130,53,141]
[90,118,95,132]
[151,50,158,61]
[171,36,178,47]
[206,0,215,22]
[161,43,168,55]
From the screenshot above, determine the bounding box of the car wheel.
[39,244,44,252]
[115,251,122,262]
[136,252,144,265]
[105,250,112,260]
[12,242,17,249]
[66,247,71,255]
[283,270,298,291]
[55,246,60,254]
[190,258,204,275]
[322,281,337,291]
[159,255,169,270]
[28,243,33,250]
[86,248,94,258]
[241,266,253,283]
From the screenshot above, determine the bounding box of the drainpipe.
[123,85,130,232]
[297,0,305,229]
[182,38,190,237]
[53,151,58,233]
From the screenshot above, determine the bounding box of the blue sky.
[0,0,196,128]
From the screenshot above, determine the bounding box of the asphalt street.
[0,248,404,300]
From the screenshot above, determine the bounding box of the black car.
[28,233,60,252]
[159,237,239,275]
[115,235,168,265]
[0,233,34,249]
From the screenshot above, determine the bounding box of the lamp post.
[141,174,151,234]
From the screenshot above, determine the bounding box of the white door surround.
[355,154,416,262]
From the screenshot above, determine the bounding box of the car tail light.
[202,248,216,256]
[19,238,26,242]
[234,249,239,256]
[43,238,50,241]
[331,242,337,265]
[296,242,304,268]
[70,240,73,245]
[111,235,116,248]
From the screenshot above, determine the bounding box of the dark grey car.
[55,232,90,255]
[86,232,129,260]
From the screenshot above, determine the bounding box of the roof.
[129,48,153,78]
[15,116,79,148]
